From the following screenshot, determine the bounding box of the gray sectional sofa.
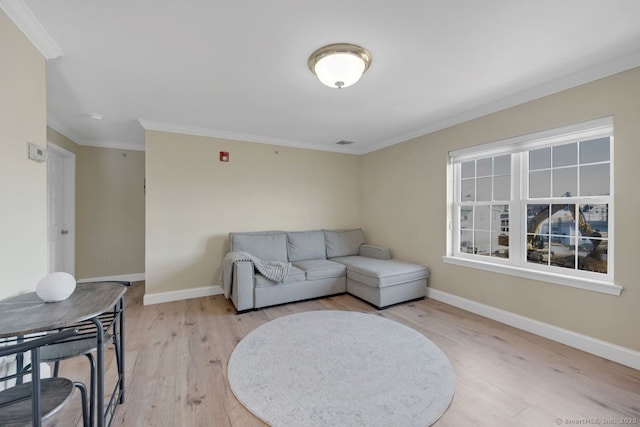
[225,228,429,311]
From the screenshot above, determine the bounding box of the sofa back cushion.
[229,231,288,262]
[324,228,366,258]
[287,230,326,262]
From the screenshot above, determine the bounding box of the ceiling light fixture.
[89,113,104,121]
[308,43,371,89]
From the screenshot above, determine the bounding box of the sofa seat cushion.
[255,266,305,287]
[292,259,347,280]
[332,256,428,288]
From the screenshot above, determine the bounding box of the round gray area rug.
[227,310,455,427]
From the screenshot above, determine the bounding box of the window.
[445,117,620,295]
[459,155,511,259]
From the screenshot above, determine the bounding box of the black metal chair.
[37,280,129,425]
[0,329,89,427]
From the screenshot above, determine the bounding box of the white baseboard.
[77,272,145,284]
[426,288,640,371]
[143,285,224,306]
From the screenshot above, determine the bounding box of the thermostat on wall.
[27,142,47,163]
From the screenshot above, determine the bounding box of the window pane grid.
[525,203,608,274]
[528,138,611,199]
[452,124,612,284]
[459,156,511,203]
[458,204,509,258]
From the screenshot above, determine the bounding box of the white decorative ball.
[36,272,76,302]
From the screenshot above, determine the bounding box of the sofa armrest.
[359,244,392,260]
[231,260,254,311]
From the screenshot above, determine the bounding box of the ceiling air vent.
[336,140,355,145]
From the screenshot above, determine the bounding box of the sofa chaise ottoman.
[223,228,429,311]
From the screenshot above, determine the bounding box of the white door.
[47,143,75,275]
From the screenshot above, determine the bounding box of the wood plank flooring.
[49,282,640,426]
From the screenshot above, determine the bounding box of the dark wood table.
[0,282,127,427]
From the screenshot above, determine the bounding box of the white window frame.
[443,116,622,296]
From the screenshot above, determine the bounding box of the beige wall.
[46,128,146,280]
[76,146,145,279]
[362,67,640,351]
[0,10,47,299]
[48,127,79,155]
[145,131,361,294]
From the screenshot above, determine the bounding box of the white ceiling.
[8,0,640,154]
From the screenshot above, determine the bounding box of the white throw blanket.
[221,251,291,298]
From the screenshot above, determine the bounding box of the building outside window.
[445,116,620,296]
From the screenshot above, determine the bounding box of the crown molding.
[47,113,83,144]
[361,49,640,154]
[0,0,63,59]
[81,139,145,152]
[47,47,640,157]
[138,119,360,154]
[48,114,145,151]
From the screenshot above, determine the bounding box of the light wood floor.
[50,282,640,427]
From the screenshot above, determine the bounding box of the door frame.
[47,142,76,275]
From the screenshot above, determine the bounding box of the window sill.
[442,256,622,296]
